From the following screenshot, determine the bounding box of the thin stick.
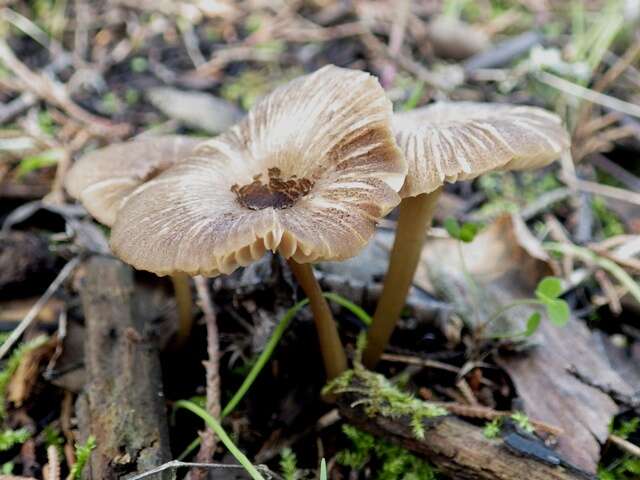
[0,39,129,137]
[379,353,461,374]
[171,272,194,347]
[608,434,640,458]
[545,241,640,304]
[561,172,640,206]
[192,277,221,478]
[363,190,442,368]
[128,460,280,480]
[0,256,79,360]
[287,260,347,379]
[430,402,564,437]
[45,445,61,480]
[535,70,640,119]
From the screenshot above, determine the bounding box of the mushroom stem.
[171,272,193,347]
[287,259,348,379]
[363,188,442,369]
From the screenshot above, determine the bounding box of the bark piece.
[338,396,595,480]
[78,256,171,480]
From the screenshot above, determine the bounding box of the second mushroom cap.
[393,102,571,197]
[65,135,202,226]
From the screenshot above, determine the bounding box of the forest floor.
[1,1,640,479]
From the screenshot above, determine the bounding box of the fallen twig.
[0,92,37,125]
[545,242,640,304]
[44,445,61,480]
[337,392,594,479]
[77,256,171,478]
[430,402,564,437]
[608,434,640,458]
[0,40,129,138]
[535,70,640,119]
[0,256,80,360]
[128,459,280,480]
[561,171,640,206]
[190,276,221,480]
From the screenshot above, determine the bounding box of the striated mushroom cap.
[110,65,407,277]
[65,135,202,226]
[393,102,571,198]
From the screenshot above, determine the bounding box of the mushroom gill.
[110,65,406,278]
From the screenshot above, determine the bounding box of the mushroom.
[109,65,407,379]
[65,135,202,346]
[363,101,571,368]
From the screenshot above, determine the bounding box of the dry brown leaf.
[7,339,56,407]
[418,214,635,473]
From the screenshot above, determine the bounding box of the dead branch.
[0,40,130,138]
[77,256,171,479]
[337,394,595,480]
[190,276,221,480]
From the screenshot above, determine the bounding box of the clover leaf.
[534,277,570,327]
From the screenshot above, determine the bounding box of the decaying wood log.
[77,256,171,480]
[337,395,596,480]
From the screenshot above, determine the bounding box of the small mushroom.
[65,135,202,346]
[363,101,571,367]
[110,66,407,379]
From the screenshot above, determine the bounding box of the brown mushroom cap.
[393,102,571,198]
[110,65,407,277]
[65,135,202,226]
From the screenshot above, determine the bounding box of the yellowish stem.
[287,259,348,379]
[171,272,193,348]
[363,189,442,369]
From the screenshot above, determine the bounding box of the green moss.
[0,428,30,451]
[279,447,299,480]
[43,424,64,453]
[69,436,96,480]
[610,417,639,440]
[592,196,625,238]
[483,418,502,439]
[510,411,535,434]
[324,344,447,440]
[338,425,437,480]
[598,456,640,480]
[476,171,563,220]
[220,68,302,111]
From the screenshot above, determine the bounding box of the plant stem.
[363,189,441,369]
[191,276,221,480]
[171,272,194,347]
[545,241,640,303]
[179,293,369,461]
[479,299,546,339]
[222,298,309,417]
[175,400,265,480]
[287,259,347,379]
